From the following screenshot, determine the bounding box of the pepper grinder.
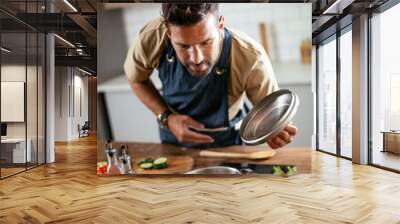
[119,145,133,174]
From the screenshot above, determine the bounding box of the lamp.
[1,47,11,53]
[54,34,75,48]
[63,0,78,12]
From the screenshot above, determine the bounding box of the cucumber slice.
[153,163,167,169]
[154,157,167,165]
[140,162,153,169]
[272,166,284,175]
[287,166,297,175]
[153,157,167,169]
[139,158,153,165]
[281,165,289,173]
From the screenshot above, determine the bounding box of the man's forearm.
[128,79,168,115]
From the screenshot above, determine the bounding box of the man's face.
[167,14,224,77]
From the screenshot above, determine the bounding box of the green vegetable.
[272,166,284,175]
[153,157,168,169]
[286,166,297,175]
[154,157,167,165]
[153,163,167,169]
[138,157,168,170]
[139,158,153,165]
[140,162,153,169]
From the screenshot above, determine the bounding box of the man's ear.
[166,26,171,38]
[218,15,225,31]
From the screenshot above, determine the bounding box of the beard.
[184,61,214,78]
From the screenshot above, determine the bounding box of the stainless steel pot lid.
[240,89,299,145]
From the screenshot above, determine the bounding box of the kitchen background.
[97,3,312,148]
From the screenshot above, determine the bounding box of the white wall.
[72,73,89,138]
[220,4,311,63]
[281,84,313,147]
[98,5,128,84]
[104,84,160,143]
[55,67,68,141]
[80,75,89,127]
[55,67,89,141]
[122,3,311,63]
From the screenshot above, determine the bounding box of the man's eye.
[181,45,190,49]
[202,41,212,46]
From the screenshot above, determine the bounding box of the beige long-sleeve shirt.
[124,17,279,120]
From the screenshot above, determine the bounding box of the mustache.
[187,61,212,67]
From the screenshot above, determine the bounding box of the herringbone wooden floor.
[1,135,400,224]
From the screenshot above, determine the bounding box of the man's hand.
[266,124,297,149]
[168,114,214,144]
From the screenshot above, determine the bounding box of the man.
[124,3,297,149]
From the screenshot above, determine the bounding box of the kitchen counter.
[97,142,311,174]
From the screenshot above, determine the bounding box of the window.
[0,1,47,179]
[370,2,400,171]
[339,29,352,158]
[317,37,337,154]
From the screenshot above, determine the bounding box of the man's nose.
[189,46,204,64]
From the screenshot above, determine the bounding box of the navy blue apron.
[157,28,244,148]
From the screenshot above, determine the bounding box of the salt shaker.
[119,145,133,174]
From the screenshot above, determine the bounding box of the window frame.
[315,23,352,161]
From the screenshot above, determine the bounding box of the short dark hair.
[161,3,219,26]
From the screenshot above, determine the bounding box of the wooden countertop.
[97,142,311,174]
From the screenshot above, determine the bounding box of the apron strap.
[165,41,176,63]
[213,28,232,74]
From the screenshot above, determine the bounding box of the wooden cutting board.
[133,156,194,174]
[199,149,276,160]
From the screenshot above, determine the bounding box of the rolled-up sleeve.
[123,36,153,82]
[123,18,167,83]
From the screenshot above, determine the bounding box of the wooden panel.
[258,22,270,56]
